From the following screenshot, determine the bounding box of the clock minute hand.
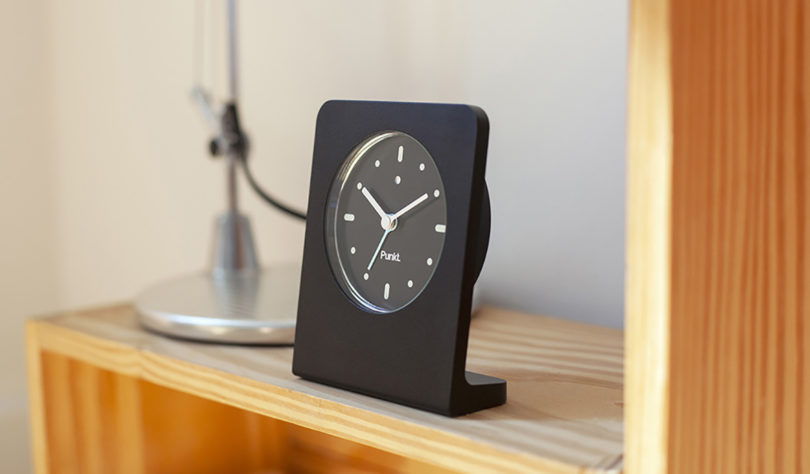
[391,193,429,221]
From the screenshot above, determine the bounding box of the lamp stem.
[226,0,239,103]
[224,0,240,215]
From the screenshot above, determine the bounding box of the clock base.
[452,371,507,416]
[295,368,505,417]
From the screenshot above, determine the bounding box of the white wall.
[1,1,626,470]
[463,2,627,325]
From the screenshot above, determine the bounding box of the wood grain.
[27,321,50,474]
[27,303,624,473]
[626,0,672,472]
[628,0,809,472]
[38,352,441,474]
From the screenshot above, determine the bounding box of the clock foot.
[446,371,507,417]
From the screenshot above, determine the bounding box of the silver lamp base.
[136,263,300,345]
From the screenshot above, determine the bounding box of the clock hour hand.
[367,228,391,271]
[362,187,389,224]
[391,193,429,221]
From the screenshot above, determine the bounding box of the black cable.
[193,2,304,222]
[239,154,307,221]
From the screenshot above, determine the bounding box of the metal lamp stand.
[136,0,299,344]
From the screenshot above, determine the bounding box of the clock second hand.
[367,228,392,271]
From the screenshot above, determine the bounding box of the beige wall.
[47,0,470,310]
[0,1,56,472]
[2,1,626,470]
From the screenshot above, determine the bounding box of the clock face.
[325,131,447,313]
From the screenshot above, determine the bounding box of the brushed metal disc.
[135,263,300,345]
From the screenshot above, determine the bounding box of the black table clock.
[293,100,506,416]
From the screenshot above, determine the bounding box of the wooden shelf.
[27,304,623,473]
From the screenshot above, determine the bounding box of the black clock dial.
[325,131,447,313]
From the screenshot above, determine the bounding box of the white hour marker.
[363,272,369,280]
[407,280,413,288]
[343,213,355,222]
[395,176,401,184]
[397,146,404,162]
[433,189,440,198]
[384,283,390,299]
[427,258,433,266]
[419,163,425,171]
[356,182,363,190]
[350,246,356,254]
[375,160,380,167]
[434,224,446,233]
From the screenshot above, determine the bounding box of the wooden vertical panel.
[71,361,104,474]
[26,323,49,474]
[242,407,285,469]
[282,424,453,473]
[626,0,672,472]
[629,0,809,472]
[797,0,809,467]
[41,352,80,474]
[108,372,145,474]
[138,378,278,474]
[668,0,810,472]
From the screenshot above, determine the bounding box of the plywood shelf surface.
[27,304,623,473]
